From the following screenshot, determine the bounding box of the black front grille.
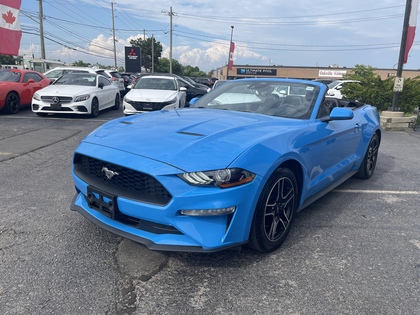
[41,96,73,104]
[130,101,165,111]
[40,106,73,111]
[74,154,172,205]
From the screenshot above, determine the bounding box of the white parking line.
[334,189,419,195]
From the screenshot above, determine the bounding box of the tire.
[2,92,20,114]
[249,167,298,252]
[355,133,379,179]
[90,98,99,118]
[113,94,120,110]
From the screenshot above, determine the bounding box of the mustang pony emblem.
[101,167,119,180]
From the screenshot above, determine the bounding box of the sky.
[17,0,420,72]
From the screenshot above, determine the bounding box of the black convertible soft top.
[324,97,365,109]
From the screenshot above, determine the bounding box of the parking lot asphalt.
[0,108,419,315]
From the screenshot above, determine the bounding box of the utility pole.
[38,0,46,59]
[162,8,174,73]
[111,2,117,69]
[391,0,413,111]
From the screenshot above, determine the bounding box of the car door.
[20,72,46,105]
[97,76,115,109]
[299,108,363,196]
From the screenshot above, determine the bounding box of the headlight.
[74,94,90,102]
[162,97,177,106]
[33,93,41,101]
[178,168,255,188]
[124,97,133,104]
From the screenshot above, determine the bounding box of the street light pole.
[226,26,234,79]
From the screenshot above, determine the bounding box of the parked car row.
[0,68,212,118]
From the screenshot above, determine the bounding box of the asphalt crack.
[114,238,169,314]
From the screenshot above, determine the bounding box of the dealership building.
[212,65,420,81]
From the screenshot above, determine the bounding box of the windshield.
[54,74,97,86]
[0,70,21,82]
[192,79,320,119]
[135,77,177,91]
[327,81,341,89]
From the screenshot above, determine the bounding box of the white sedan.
[123,75,186,115]
[32,73,120,117]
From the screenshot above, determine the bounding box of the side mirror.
[321,107,354,122]
[180,87,187,92]
[99,83,104,89]
[189,97,200,106]
[327,90,335,96]
[26,79,35,85]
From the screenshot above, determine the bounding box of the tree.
[342,64,420,114]
[72,60,91,67]
[0,55,16,65]
[130,37,162,71]
[155,57,183,74]
[182,65,207,77]
[395,77,420,114]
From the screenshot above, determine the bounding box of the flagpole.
[226,26,234,79]
[391,0,413,111]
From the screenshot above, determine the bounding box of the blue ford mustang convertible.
[70,78,381,252]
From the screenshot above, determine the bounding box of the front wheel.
[249,168,298,252]
[90,98,99,118]
[355,133,379,179]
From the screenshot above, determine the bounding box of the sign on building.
[318,70,347,78]
[237,68,277,76]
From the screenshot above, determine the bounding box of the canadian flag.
[228,42,235,70]
[404,0,419,64]
[0,0,22,56]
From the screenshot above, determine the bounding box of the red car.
[0,69,50,114]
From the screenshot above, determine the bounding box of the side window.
[178,80,187,88]
[23,72,41,82]
[99,76,111,86]
[31,73,43,82]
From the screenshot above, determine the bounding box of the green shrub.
[341,65,420,114]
